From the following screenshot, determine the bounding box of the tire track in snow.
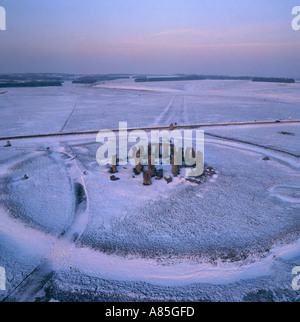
[165,96,182,126]
[179,95,189,125]
[60,96,78,133]
[205,132,299,158]
[183,95,189,124]
[153,96,188,127]
[204,137,298,170]
[153,97,174,126]
[2,145,90,302]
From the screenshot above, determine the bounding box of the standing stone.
[171,144,181,177]
[192,147,196,159]
[143,168,152,185]
[156,169,164,179]
[135,149,141,174]
[171,153,179,177]
[111,155,118,173]
[148,144,156,177]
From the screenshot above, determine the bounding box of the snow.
[0,79,299,302]
[0,79,299,137]
[0,144,74,235]
[202,123,300,156]
[270,185,300,204]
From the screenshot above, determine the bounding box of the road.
[0,120,299,142]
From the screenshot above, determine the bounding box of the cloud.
[148,23,292,45]
[149,28,199,37]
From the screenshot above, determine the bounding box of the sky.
[0,0,299,77]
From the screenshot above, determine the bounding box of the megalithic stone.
[164,176,172,184]
[148,144,152,166]
[192,148,196,159]
[148,144,156,177]
[159,143,163,158]
[143,167,152,185]
[135,149,141,174]
[171,153,179,177]
[170,143,174,155]
[150,165,156,178]
[170,143,174,165]
[150,155,157,177]
[111,154,118,173]
[157,169,164,179]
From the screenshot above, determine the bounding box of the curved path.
[2,145,90,302]
[0,121,299,301]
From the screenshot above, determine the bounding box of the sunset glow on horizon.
[0,0,299,77]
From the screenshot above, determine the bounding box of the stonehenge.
[108,142,208,186]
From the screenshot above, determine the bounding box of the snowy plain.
[0,78,299,136]
[0,79,299,302]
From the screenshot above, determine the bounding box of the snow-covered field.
[0,79,299,136]
[0,79,299,302]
